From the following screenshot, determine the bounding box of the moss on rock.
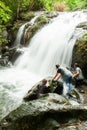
[76,22,87,30]
[20,12,35,21]
[0,25,8,48]
[72,34,87,78]
[35,15,49,25]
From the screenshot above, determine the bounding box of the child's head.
[42,79,47,85]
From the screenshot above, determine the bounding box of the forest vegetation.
[0,0,87,25]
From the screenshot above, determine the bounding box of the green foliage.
[18,0,32,12]
[31,0,45,10]
[0,1,12,24]
[31,0,55,11]
[0,0,87,25]
[1,0,33,19]
[32,0,87,11]
[21,0,31,10]
[43,0,54,10]
[1,0,20,19]
[83,33,87,41]
[65,0,87,10]
[21,12,35,21]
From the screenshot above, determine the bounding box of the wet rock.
[0,56,9,66]
[2,30,8,39]
[38,118,60,130]
[45,11,59,18]
[1,92,87,130]
[76,22,87,30]
[72,37,87,78]
[20,12,35,21]
[10,50,22,63]
[35,15,49,25]
[24,80,63,101]
[0,46,17,66]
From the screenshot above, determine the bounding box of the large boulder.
[0,78,85,130]
[0,93,87,130]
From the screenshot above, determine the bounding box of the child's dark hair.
[74,63,78,67]
[42,79,47,84]
[55,64,60,69]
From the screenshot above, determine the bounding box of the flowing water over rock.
[0,11,87,121]
[14,12,44,47]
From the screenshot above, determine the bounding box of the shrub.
[54,2,67,11]
[0,1,12,24]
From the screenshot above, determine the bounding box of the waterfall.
[15,11,87,76]
[0,11,87,120]
[14,12,44,46]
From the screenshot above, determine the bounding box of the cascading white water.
[0,11,87,120]
[15,11,87,76]
[14,12,44,46]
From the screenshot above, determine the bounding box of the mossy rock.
[20,12,35,21]
[30,23,40,33]
[76,22,87,30]
[72,35,87,78]
[1,95,87,130]
[35,15,49,25]
[0,25,8,47]
[23,24,40,45]
[45,11,59,18]
[13,20,26,30]
[38,118,60,130]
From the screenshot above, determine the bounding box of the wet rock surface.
[0,85,87,130]
[72,21,87,78]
